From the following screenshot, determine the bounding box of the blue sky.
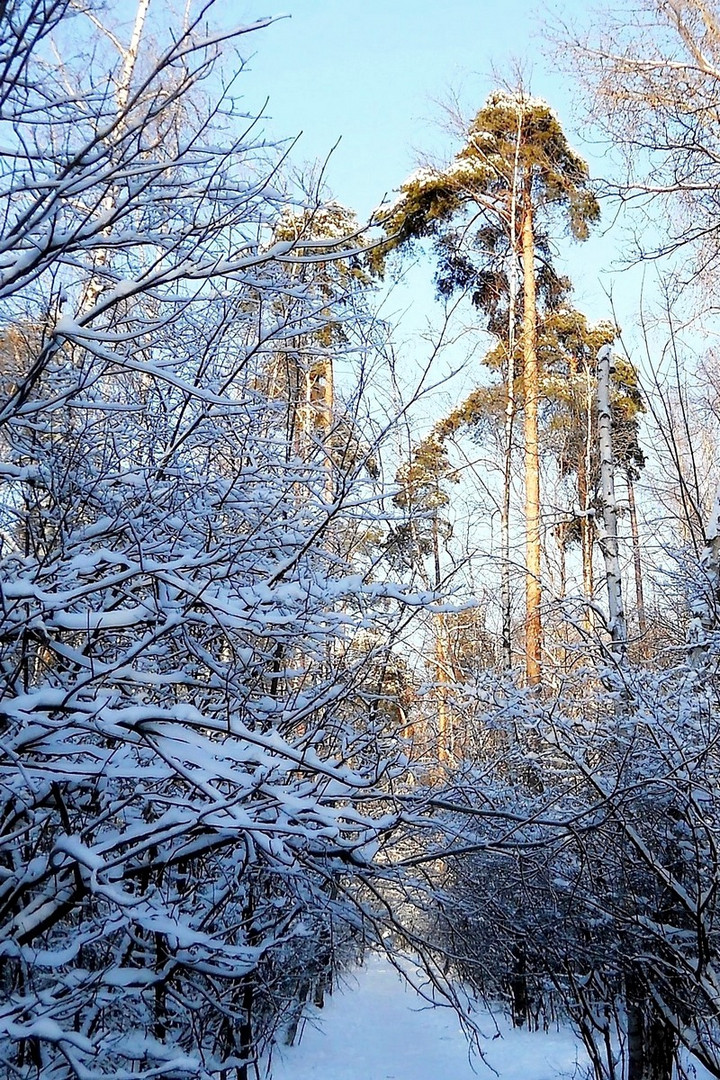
[237,1,644,337]
[242,1,576,219]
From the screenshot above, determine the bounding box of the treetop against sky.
[235,1,645,334]
[242,1,575,218]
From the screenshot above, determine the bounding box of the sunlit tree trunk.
[581,364,596,622]
[521,188,542,686]
[311,357,334,433]
[501,391,515,672]
[435,621,452,763]
[432,512,452,762]
[501,133,523,672]
[311,356,335,498]
[500,390,516,671]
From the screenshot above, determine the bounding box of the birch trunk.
[569,354,594,627]
[702,484,720,625]
[689,483,720,665]
[596,345,626,658]
[80,0,151,313]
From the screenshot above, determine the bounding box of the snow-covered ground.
[270,954,590,1080]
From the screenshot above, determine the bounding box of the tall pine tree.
[378,90,599,685]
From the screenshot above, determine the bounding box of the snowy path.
[271,954,589,1080]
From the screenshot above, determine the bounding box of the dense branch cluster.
[0,4,414,1076]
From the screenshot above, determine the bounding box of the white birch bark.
[596,344,627,659]
[701,483,720,629]
[688,482,720,663]
[79,0,151,313]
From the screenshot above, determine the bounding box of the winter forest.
[5,0,720,1078]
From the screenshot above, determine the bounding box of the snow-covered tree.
[0,4,412,1076]
[415,631,720,1080]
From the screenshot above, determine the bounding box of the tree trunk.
[578,417,595,621]
[80,0,151,313]
[433,514,449,761]
[596,345,626,659]
[238,973,254,1080]
[521,190,542,686]
[510,943,530,1027]
[284,981,311,1047]
[627,974,676,1080]
[501,381,515,672]
[627,472,648,649]
[570,353,594,629]
[501,145,522,673]
[431,510,454,761]
[579,456,595,616]
[310,355,335,499]
[434,614,452,762]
